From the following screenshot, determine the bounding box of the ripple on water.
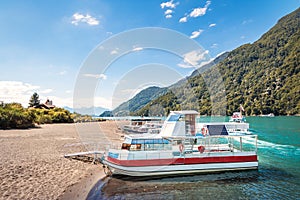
[87,166,300,200]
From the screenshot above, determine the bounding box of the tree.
[29,92,40,107]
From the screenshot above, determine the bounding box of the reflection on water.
[88,171,253,200]
[87,167,299,200]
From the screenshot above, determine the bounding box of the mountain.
[99,111,113,117]
[189,51,230,78]
[133,8,300,116]
[64,106,108,116]
[112,86,167,116]
[111,52,229,116]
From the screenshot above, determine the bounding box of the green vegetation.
[0,102,107,129]
[0,103,36,129]
[0,103,75,129]
[132,8,300,116]
[28,92,40,107]
[33,107,74,124]
[134,91,182,116]
[0,90,108,129]
[99,111,113,117]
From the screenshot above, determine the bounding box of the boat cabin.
[160,110,199,137]
[121,135,172,151]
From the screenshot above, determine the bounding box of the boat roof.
[170,110,199,115]
[125,133,162,140]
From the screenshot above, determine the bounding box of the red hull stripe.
[107,155,258,167]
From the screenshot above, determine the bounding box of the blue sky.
[0,0,299,110]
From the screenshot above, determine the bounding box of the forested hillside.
[113,86,167,116]
[134,8,300,116]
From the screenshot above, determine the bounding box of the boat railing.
[107,135,257,161]
[110,149,257,161]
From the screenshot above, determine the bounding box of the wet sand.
[0,121,125,200]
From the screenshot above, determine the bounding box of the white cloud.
[0,81,53,107]
[44,96,73,108]
[177,1,210,23]
[242,19,253,25]
[0,81,39,104]
[190,29,203,39]
[216,51,227,57]
[83,73,107,80]
[0,81,75,108]
[40,89,53,94]
[98,46,104,50]
[160,0,178,9]
[240,35,246,39]
[165,9,173,15]
[71,13,99,26]
[209,23,216,27]
[66,90,72,94]
[132,47,143,51]
[197,58,214,68]
[189,1,211,18]
[94,96,112,109]
[179,16,187,23]
[59,70,67,75]
[165,14,172,19]
[211,43,218,48]
[110,50,118,55]
[190,8,207,18]
[179,50,210,67]
[178,57,214,69]
[74,96,112,109]
[177,63,195,68]
[110,48,119,55]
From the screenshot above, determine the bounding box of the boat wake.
[241,137,300,156]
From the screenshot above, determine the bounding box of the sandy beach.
[0,121,125,200]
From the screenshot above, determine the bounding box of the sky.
[0,0,299,111]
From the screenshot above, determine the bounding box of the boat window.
[168,114,181,122]
[121,143,131,150]
[129,144,142,150]
[128,139,171,151]
[131,139,169,145]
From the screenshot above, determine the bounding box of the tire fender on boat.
[201,127,208,136]
[179,144,184,153]
[198,145,205,153]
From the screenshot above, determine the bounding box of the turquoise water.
[88,117,300,199]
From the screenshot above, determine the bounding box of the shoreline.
[58,164,106,200]
[0,121,124,200]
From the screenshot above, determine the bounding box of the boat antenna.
[239,104,245,116]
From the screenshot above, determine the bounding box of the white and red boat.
[229,105,247,123]
[102,110,258,177]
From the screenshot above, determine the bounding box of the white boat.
[229,112,246,123]
[198,122,251,136]
[102,110,258,177]
[229,105,247,123]
[260,113,275,117]
[122,119,163,134]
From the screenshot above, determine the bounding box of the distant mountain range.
[112,86,167,116]
[64,106,109,116]
[116,8,300,116]
[112,52,229,116]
